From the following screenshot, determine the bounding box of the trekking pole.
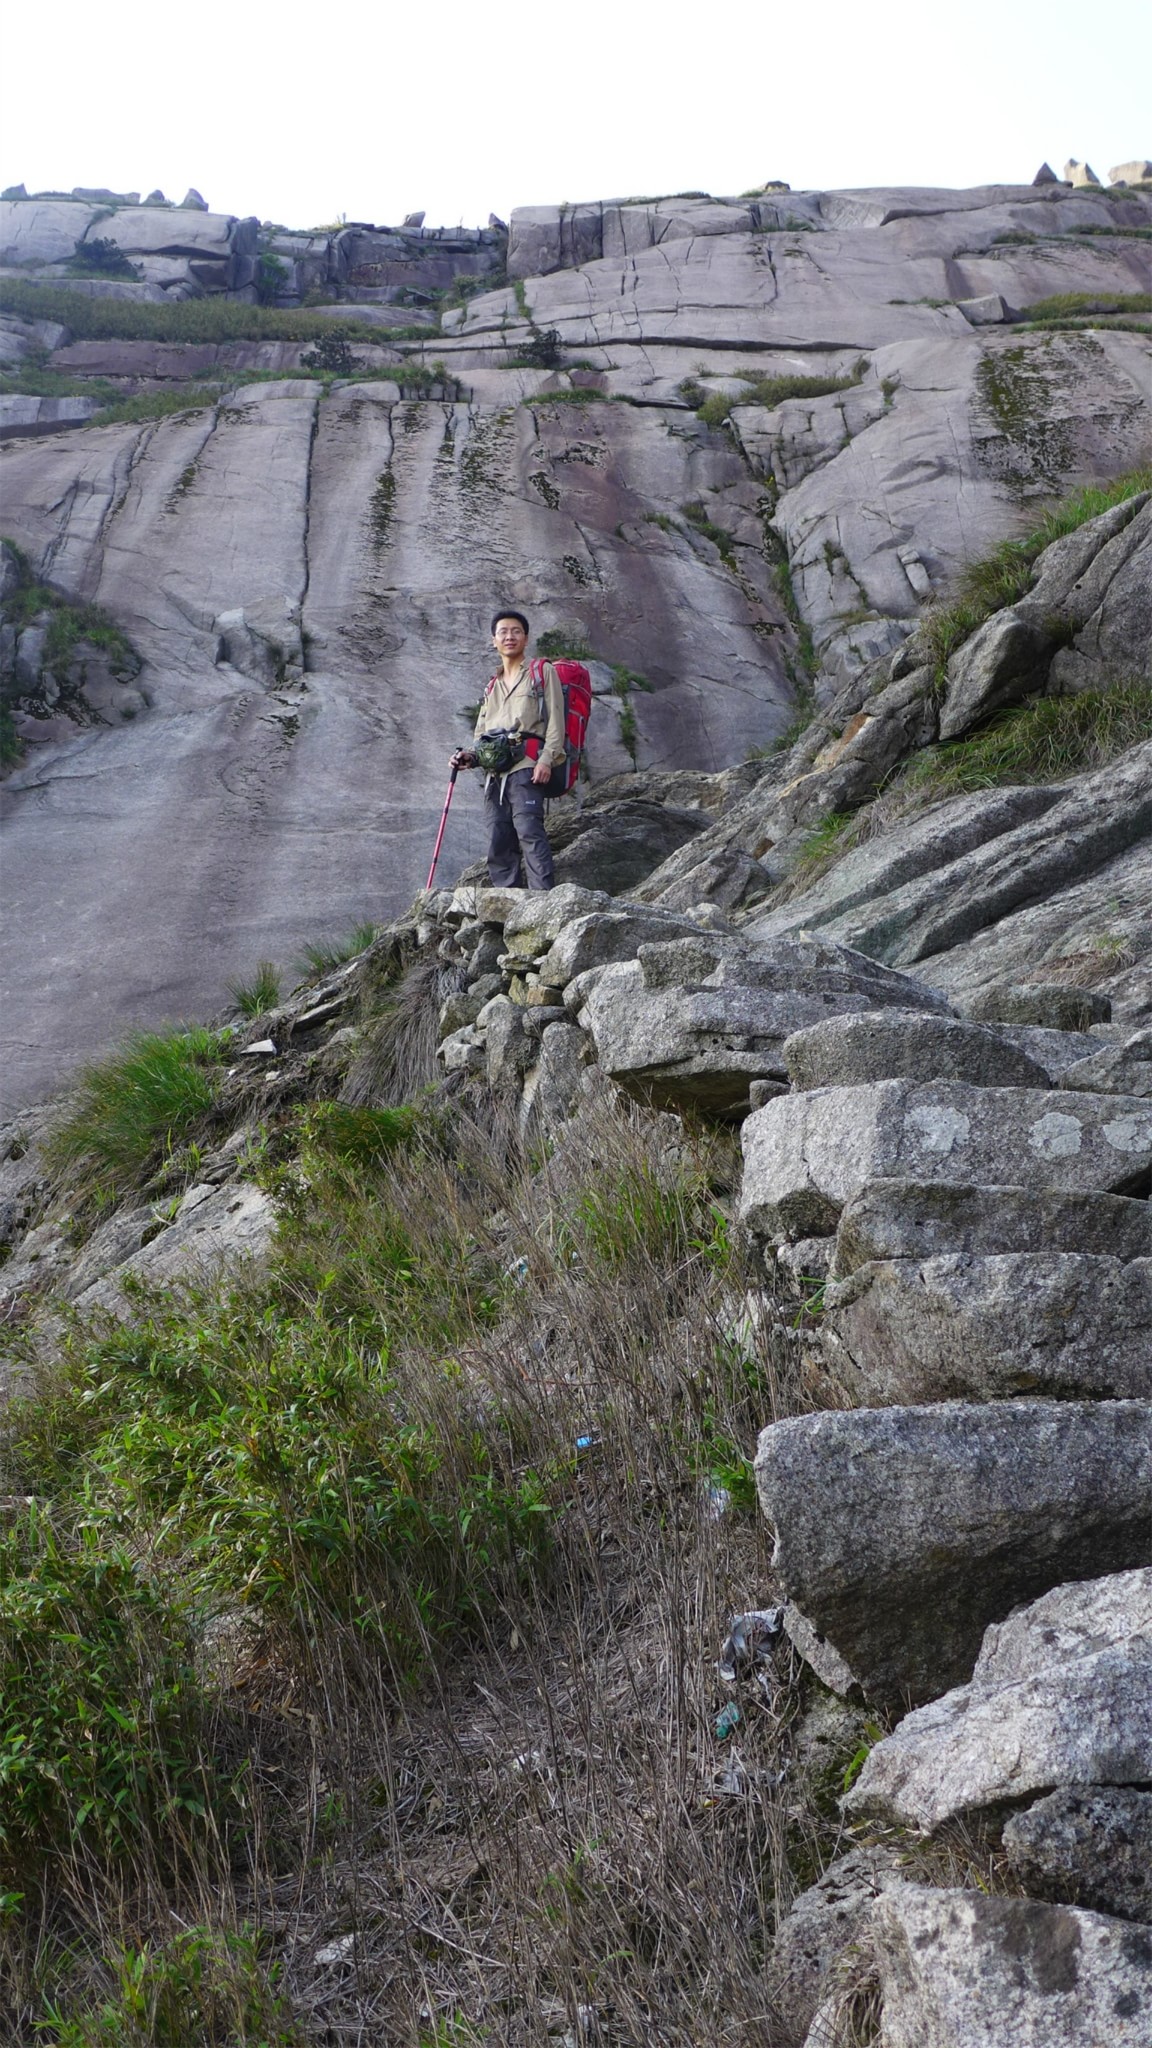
[426,764,459,890]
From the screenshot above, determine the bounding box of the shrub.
[300,328,358,375]
[254,252,290,306]
[514,326,562,369]
[0,1515,215,1880]
[67,237,139,280]
[535,628,593,661]
[42,1926,303,2048]
[45,1025,226,1199]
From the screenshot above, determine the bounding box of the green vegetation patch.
[1021,290,1151,322]
[920,465,1151,687]
[0,277,431,346]
[43,1925,303,2048]
[698,369,860,429]
[0,1514,220,1880]
[45,1025,227,1202]
[906,683,1152,799]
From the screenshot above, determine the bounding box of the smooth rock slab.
[754,1400,1152,1709]
[781,1010,1049,1092]
[823,1253,1152,1404]
[739,1081,1152,1242]
[830,1179,1152,1276]
[1004,1786,1152,1924]
[845,1568,1152,1830]
[73,1181,275,1314]
[871,1885,1152,2048]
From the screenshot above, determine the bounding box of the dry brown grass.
[3,1077,878,2046]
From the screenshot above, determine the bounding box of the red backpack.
[484,657,592,798]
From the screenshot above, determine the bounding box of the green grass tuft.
[1021,290,1151,321]
[295,924,378,977]
[698,369,860,429]
[907,683,1152,798]
[45,1026,226,1200]
[225,961,282,1018]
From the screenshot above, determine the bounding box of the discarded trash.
[714,1702,742,1740]
[703,1482,731,1521]
[574,1433,600,1454]
[505,1254,530,1285]
[314,1933,355,1968]
[717,1607,785,1682]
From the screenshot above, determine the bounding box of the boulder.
[768,1846,905,2047]
[584,941,952,1118]
[830,1179,1152,1277]
[956,293,1012,325]
[1061,1030,1152,1098]
[823,1252,1152,1404]
[938,608,1055,741]
[1004,1787,1152,1923]
[538,906,707,988]
[501,882,610,955]
[1110,161,1152,185]
[845,1568,1152,1832]
[520,1020,589,1130]
[870,1885,1152,2048]
[781,1010,1050,1092]
[551,799,710,894]
[964,984,1112,1031]
[483,997,531,1089]
[754,1399,1152,1709]
[990,1025,1103,1080]
[739,1081,1152,1244]
[1064,160,1103,186]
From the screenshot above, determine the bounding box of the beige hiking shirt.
[473,660,567,778]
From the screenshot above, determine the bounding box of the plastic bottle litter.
[714,1702,742,1740]
[717,1606,785,1682]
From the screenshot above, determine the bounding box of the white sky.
[2,0,1149,231]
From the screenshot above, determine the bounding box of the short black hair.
[491,610,530,636]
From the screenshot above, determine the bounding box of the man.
[451,610,566,891]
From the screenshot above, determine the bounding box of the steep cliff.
[2,174,1150,1112]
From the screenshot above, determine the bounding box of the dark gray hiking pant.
[483,771,555,890]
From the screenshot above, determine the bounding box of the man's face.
[492,616,528,663]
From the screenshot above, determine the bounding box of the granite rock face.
[1,174,1151,1107]
[829,1180,1152,1276]
[870,1885,1152,2048]
[739,1081,1152,1243]
[822,1252,1152,1404]
[845,1568,1152,1830]
[780,1010,1050,1092]
[754,1399,1152,1707]
[1004,1787,1152,1924]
